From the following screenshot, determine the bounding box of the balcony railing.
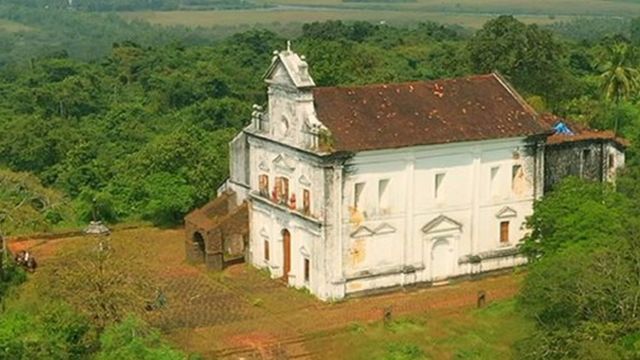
[253,190,315,220]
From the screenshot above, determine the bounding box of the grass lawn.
[306,299,531,360]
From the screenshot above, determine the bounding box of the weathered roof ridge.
[491,72,539,119]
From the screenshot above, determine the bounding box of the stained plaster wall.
[338,137,542,296]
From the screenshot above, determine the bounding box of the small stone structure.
[184,190,249,270]
[84,221,111,235]
[540,114,627,192]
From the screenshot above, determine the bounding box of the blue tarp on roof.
[553,121,574,136]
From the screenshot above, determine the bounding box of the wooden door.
[283,229,291,280]
[500,221,509,244]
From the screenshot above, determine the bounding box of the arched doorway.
[192,232,206,260]
[282,229,291,280]
[431,238,453,281]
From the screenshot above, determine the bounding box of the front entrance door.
[431,238,453,281]
[282,229,291,280]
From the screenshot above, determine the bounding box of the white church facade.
[190,45,626,301]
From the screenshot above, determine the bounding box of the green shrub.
[384,342,425,360]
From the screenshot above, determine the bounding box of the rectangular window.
[304,258,310,282]
[275,177,282,201]
[264,240,270,261]
[490,166,499,196]
[354,182,365,209]
[378,179,390,212]
[609,153,615,170]
[303,189,311,215]
[282,178,289,204]
[275,177,289,205]
[511,165,522,192]
[582,149,592,178]
[500,221,509,244]
[435,173,445,199]
[259,174,269,196]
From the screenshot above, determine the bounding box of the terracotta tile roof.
[540,113,629,148]
[312,73,549,152]
[184,191,236,229]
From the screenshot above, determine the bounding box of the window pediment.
[496,206,517,219]
[299,174,312,187]
[422,215,462,234]
[374,223,396,235]
[258,160,270,172]
[273,154,296,173]
[299,246,310,257]
[350,226,375,238]
[350,223,397,238]
[259,227,269,239]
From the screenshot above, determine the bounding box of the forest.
[0,2,639,358]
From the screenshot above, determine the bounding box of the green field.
[120,8,571,29]
[257,0,640,16]
[120,0,640,30]
[0,19,32,32]
[306,300,532,359]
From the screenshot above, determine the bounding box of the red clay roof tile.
[312,73,549,152]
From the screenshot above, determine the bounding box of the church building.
[185,45,626,301]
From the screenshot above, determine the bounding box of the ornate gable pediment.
[496,206,517,219]
[374,223,397,235]
[263,46,316,89]
[268,62,295,87]
[273,154,296,173]
[422,215,463,234]
[350,226,375,238]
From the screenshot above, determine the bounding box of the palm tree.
[597,42,640,133]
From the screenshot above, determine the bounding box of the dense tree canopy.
[518,177,640,359]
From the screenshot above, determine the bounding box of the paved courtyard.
[10,227,523,359]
